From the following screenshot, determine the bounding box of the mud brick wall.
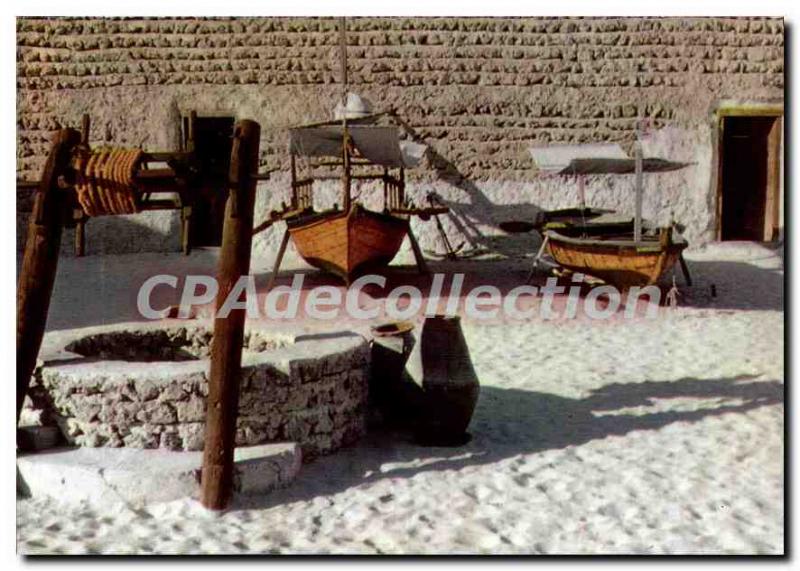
[17,17,784,256]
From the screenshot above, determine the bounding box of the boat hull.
[546,231,687,289]
[287,205,409,283]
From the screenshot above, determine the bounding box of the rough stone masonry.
[16,17,784,257]
[26,322,371,460]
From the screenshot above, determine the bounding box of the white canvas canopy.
[290,124,426,169]
[529,143,629,173]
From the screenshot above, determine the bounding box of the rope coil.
[73,147,143,216]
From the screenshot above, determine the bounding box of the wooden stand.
[406,226,430,276]
[17,128,81,421]
[200,120,261,510]
[266,228,291,291]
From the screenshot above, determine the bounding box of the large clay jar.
[405,315,480,445]
[369,321,424,428]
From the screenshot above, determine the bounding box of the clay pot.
[369,321,424,427]
[405,315,480,445]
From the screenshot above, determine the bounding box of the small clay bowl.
[370,320,415,337]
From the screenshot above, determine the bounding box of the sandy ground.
[16,241,784,554]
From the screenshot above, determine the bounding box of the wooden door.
[720,116,782,241]
[183,116,235,248]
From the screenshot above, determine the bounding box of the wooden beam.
[73,210,86,257]
[266,228,291,291]
[181,205,192,256]
[764,117,782,241]
[406,225,429,276]
[17,128,81,422]
[200,120,261,511]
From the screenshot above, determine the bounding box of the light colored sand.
[17,242,784,554]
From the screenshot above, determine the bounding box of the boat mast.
[339,17,351,211]
[633,121,644,243]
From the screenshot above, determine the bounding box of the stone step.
[17,442,301,508]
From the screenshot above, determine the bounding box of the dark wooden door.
[720,116,779,241]
[184,116,235,248]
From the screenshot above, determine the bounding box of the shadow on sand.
[232,374,782,511]
[677,257,784,312]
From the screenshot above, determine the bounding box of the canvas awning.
[528,143,690,175]
[290,124,426,168]
[529,143,629,173]
[559,157,691,175]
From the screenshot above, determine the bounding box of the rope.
[74,147,142,216]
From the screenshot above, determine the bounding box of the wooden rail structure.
[17,115,264,511]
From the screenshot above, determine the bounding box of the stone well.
[28,322,370,459]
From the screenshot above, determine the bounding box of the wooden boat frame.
[543,226,688,289]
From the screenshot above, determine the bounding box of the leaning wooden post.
[200,120,261,510]
[74,115,91,257]
[17,128,81,422]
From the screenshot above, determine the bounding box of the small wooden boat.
[258,116,445,286]
[257,19,448,286]
[528,139,693,288]
[286,204,410,283]
[545,226,688,289]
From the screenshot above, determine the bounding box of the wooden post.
[290,153,298,209]
[407,225,429,276]
[399,166,405,207]
[17,128,81,422]
[678,253,693,287]
[74,210,86,257]
[73,114,91,257]
[633,139,643,243]
[181,205,192,255]
[342,131,351,212]
[80,114,90,145]
[200,120,261,510]
[266,228,291,292]
[187,111,197,153]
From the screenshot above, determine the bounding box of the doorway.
[182,115,235,248]
[718,115,782,242]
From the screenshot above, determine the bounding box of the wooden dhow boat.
[527,139,693,288]
[258,114,445,285]
[257,18,446,285]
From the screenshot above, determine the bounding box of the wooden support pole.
[342,132,351,212]
[266,228,291,291]
[17,128,81,423]
[80,114,90,145]
[633,139,643,243]
[74,210,86,257]
[187,111,197,153]
[678,253,693,287]
[200,120,261,510]
[181,205,192,256]
[290,153,298,208]
[73,114,91,258]
[407,225,429,276]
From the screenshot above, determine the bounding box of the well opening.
[65,327,291,363]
